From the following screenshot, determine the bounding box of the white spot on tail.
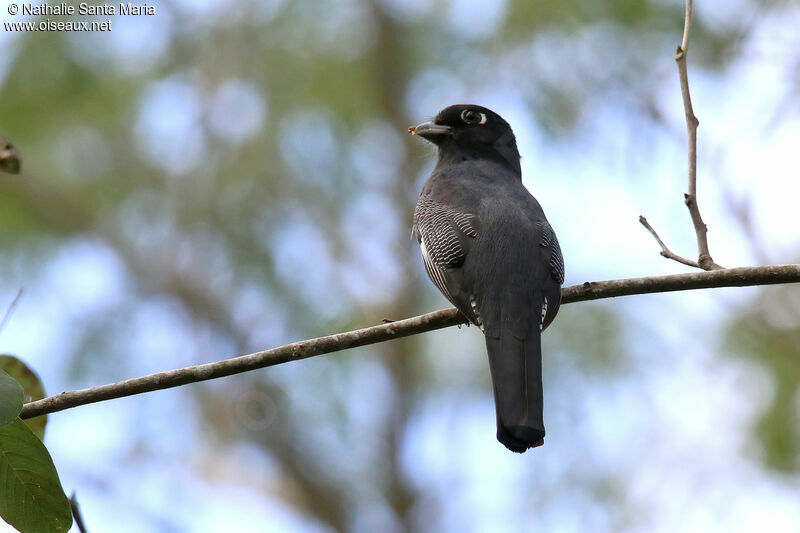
[540,297,548,331]
[470,297,485,332]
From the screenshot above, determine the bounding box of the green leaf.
[0,368,24,426]
[0,356,47,440]
[0,418,72,533]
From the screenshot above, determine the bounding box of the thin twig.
[676,0,723,270]
[0,288,24,335]
[19,265,800,420]
[641,0,724,270]
[639,216,700,268]
[679,0,692,53]
[70,492,89,533]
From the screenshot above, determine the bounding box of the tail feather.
[485,329,545,453]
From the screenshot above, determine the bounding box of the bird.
[409,104,564,453]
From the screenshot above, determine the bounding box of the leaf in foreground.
[0,368,24,427]
[0,356,47,440]
[0,418,72,533]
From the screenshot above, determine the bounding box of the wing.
[537,220,564,285]
[413,194,480,315]
[536,219,564,330]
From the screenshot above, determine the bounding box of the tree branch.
[676,0,722,270]
[19,265,800,420]
[639,216,700,268]
[641,0,723,270]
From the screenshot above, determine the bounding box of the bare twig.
[679,0,692,54]
[19,265,800,420]
[0,288,24,335]
[676,0,722,270]
[639,216,700,268]
[69,492,89,533]
[641,0,724,270]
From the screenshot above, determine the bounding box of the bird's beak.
[408,121,453,141]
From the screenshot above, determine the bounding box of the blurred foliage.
[549,303,628,376]
[0,0,799,531]
[724,285,800,473]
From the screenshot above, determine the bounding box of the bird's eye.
[461,109,487,125]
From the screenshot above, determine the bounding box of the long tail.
[484,328,545,453]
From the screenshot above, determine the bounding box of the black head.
[409,104,521,175]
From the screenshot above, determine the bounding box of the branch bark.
[20,264,800,420]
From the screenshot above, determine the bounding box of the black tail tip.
[498,426,545,453]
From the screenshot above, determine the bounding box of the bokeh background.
[1,0,800,531]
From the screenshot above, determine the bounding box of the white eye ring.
[461,109,487,125]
